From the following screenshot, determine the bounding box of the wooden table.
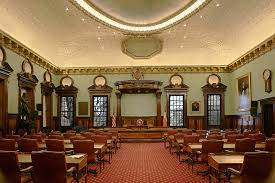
[176,139,228,144]
[37,143,106,151]
[186,143,265,152]
[18,153,88,183]
[208,153,244,183]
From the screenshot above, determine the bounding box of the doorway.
[263,103,274,137]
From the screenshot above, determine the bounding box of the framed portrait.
[237,73,251,112]
[190,101,201,114]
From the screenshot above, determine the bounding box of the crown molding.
[0,31,274,75]
[0,31,61,74]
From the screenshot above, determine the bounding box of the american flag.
[111,114,116,128]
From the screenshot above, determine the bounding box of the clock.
[263,69,272,93]
[0,46,5,66]
[61,76,73,87]
[170,74,183,86]
[207,74,221,85]
[94,75,107,87]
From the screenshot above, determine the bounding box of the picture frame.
[190,101,201,114]
[237,73,251,112]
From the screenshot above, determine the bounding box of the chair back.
[209,129,221,133]
[265,138,275,152]
[235,138,256,152]
[240,152,273,183]
[31,151,67,183]
[243,131,256,138]
[196,130,207,139]
[181,130,192,135]
[50,131,61,135]
[201,140,224,162]
[63,133,75,140]
[225,131,239,138]
[167,130,178,136]
[48,135,64,140]
[272,134,275,138]
[5,135,21,142]
[183,135,200,144]
[94,135,108,145]
[227,134,245,143]
[174,133,186,140]
[0,150,21,183]
[31,135,43,143]
[73,140,95,163]
[45,139,65,151]
[207,134,223,140]
[0,138,16,151]
[248,133,266,142]
[100,132,113,140]
[18,138,39,152]
[70,135,86,143]
[80,132,94,139]
[66,130,76,134]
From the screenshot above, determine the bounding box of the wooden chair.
[0,150,33,183]
[179,135,200,163]
[18,138,39,152]
[31,151,76,183]
[93,135,110,164]
[50,131,61,135]
[73,140,98,174]
[6,134,21,142]
[166,130,178,152]
[193,140,224,175]
[45,139,73,154]
[265,138,275,152]
[66,130,76,134]
[225,131,239,139]
[248,133,266,142]
[0,138,16,151]
[63,133,75,140]
[207,134,223,140]
[227,152,274,183]
[48,135,64,140]
[70,135,86,143]
[31,135,43,143]
[196,130,207,139]
[243,131,256,138]
[227,134,245,143]
[235,138,256,152]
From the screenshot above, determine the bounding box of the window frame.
[92,95,109,128]
[168,94,185,127]
[207,94,221,126]
[60,96,75,127]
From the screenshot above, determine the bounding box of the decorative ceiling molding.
[0,31,61,74]
[70,0,211,33]
[0,31,274,75]
[228,33,275,72]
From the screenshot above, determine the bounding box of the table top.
[36,143,105,151]
[187,142,265,151]
[176,139,227,144]
[18,153,88,168]
[208,153,244,171]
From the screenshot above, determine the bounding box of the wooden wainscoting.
[187,116,204,130]
[224,115,263,132]
[121,116,157,128]
[76,117,91,129]
[7,113,17,133]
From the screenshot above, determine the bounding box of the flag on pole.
[111,113,116,128]
[163,111,168,127]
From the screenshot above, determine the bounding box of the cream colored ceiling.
[0,0,275,68]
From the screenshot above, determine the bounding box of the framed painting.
[237,73,251,112]
[190,101,201,114]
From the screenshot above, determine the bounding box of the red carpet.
[81,143,208,183]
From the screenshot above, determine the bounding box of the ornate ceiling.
[0,0,274,69]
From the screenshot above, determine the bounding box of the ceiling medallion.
[121,36,163,59]
[70,0,211,33]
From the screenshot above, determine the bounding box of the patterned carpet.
[80,143,208,183]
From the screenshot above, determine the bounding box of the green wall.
[3,45,275,118]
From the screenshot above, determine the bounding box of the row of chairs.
[0,150,80,183]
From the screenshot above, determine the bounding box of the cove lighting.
[71,0,209,33]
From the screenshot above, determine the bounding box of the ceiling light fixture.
[71,0,210,33]
[81,18,85,21]
[65,7,69,11]
[216,3,220,7]
[200,15,203,19]
[184,24,187,27]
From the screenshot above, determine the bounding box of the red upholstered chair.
[31,151,76,183]
[181,130,193,135]
[225,131,239,139]
[66,130,76,134]
[193,140,224,174]
[196,130,207,139]
[50,131,61,135]
[18,138,39,152]
[272,134,275,138]
[207,134,223,140]
[227,152,274,183]
[248,133,266,142]
[265,138,275,152]
[209,129,221,133]
[48,135,64,140]
[31,135,43,143]
[73,140,98,174]
[93,135,110,164]
[166,130,178,152]
[0,138,16,151]
[80,132,94,139]
[6,134,21,142]
[179,135,200,163]
[227,134,245,143]
[235,138,256,152]
[70,135,86,143]
[45,139,65,151]
[243,131,256,138]
[63,133,75,140]
[0,150,33,183]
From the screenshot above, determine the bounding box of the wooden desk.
[186,143,265,152]
[18,153,88,183]
[176,139,227,144]
[208,153,244,183]
[36,143,106,151]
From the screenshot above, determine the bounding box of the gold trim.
[70,0,212,33]
[0,31,274,75]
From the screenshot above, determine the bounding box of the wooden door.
[0,79,4,129]
[263,104,274,137]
